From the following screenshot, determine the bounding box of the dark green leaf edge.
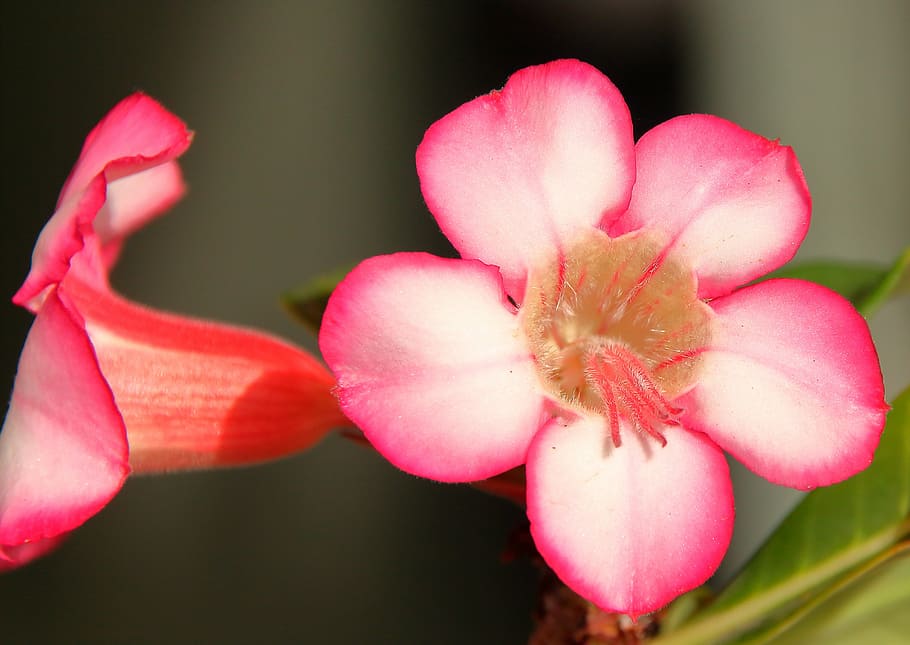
[281,264,356,333]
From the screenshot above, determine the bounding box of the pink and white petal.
[417,59,635,300]
[0,534,67,572]
[58,93,192,206]
[612,115,811,299]
[0,290,129,547]
[14,95,192,310]
[60,276,347,473]
[319,253,546,482]
[13,175,108,311]
[94,160,186,265]
[680,279,887,489]
[527,416,733,618]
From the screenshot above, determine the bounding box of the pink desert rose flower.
[0,94,347,569]
[319,60,888,616]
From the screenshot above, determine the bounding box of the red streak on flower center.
[521,229,711,446]
[583,341,682,448]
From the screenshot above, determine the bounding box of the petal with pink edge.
[94,160,186,268]
[58,93,191,206]
[0,290,129,546]
[319,253,546,482]
[0,534,67,571]
[612,115,811,299]
[13,175,108,311]
[680,279,887,489]
[13,94,192,308]
[527,416,733,617]
[417,59,635,301]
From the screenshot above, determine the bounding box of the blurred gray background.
[1,1,907,643]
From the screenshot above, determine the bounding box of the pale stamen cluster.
[521,230,711,446]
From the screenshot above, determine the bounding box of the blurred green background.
[1,2,907,643]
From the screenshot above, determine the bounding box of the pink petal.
[0,533,67,571]
[612,115,811,299]
[13,175,108,311]
[417,59,635,301]
[61,277,346,472]
[680,279,887,489]
[319,253,546,482]
[13,94,192,309]
[58,93,191,206]
[0,290,129,547]
[94,160,186,268]
[527,416,733,617]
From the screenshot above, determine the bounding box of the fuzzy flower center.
[521,229,711,446]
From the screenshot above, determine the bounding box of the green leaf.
[281,264,356,333]
[660,586,715,635]
[654,387,910,644]
[767,246,909,317]
[741,542,910,645]
[858,246,910,317]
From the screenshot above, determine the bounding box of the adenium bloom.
[0,94,346,569]
[319,60,888,616]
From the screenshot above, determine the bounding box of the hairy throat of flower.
[521,229,711,447]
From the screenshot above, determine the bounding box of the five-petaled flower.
[319,60,888,616]
[0,94,347,569]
